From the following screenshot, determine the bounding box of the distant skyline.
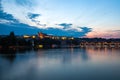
[0,0,120,38]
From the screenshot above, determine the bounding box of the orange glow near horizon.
[85,31,120,39]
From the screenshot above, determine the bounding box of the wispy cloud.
[15,0,33,7]
[58,23,72,29]
[0,19,15,24]
[1,0,38,27]
[28,13,41,20]
[27,13,44,26]
[0,0,93,37]
[86,30,120,38]
[39,26,92,37]
[0,3,17,23]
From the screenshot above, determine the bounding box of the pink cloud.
[85,30,120,38]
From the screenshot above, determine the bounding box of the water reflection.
[0,48,120,80]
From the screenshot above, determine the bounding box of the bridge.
[80,42,120,48]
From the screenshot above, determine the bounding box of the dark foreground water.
[0,48,120,80]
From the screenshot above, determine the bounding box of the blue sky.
[0,0,120,38]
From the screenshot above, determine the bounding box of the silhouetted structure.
[0,32,120,53]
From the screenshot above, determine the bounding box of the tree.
[8,31,17,46]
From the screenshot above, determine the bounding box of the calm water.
[0,48,120,80]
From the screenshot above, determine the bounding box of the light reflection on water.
[0,48,120,80]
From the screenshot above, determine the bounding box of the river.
[0,48,120,80]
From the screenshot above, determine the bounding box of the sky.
[0,0,120,38]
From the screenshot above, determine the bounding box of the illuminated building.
[38,45,43,48]
[38,32,51,39]
[23,35,30,38]
[61,37,67,40]
[32,36,36,39]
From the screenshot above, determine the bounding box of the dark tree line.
[0,32,32,48]
[0,32,120,49]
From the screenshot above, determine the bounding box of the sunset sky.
[0,0,120,38]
